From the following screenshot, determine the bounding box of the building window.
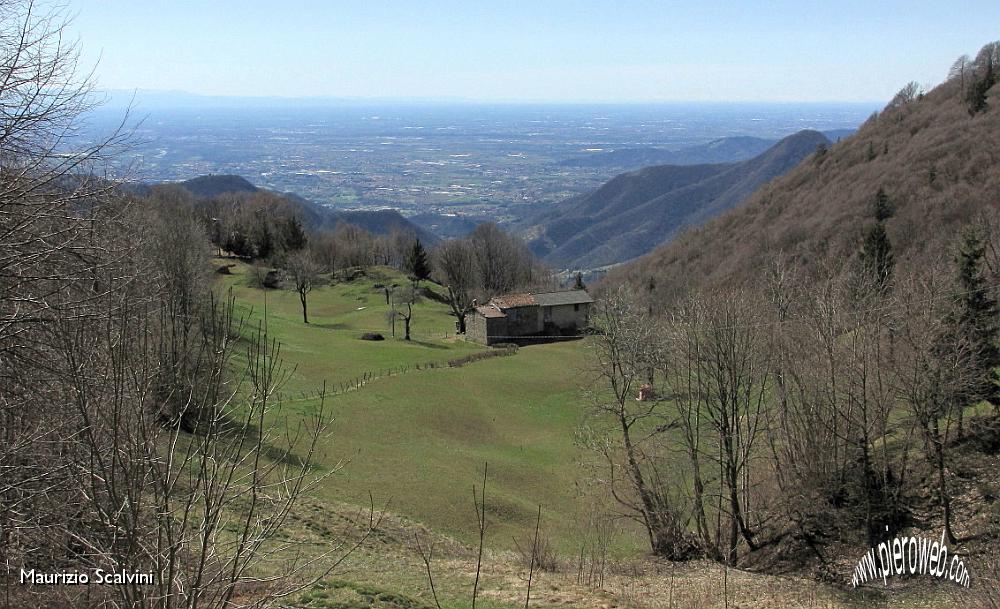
[574,303,580,311]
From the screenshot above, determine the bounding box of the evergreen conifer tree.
[405,239,431,282]
[951,228,1000,404]
[861,189,895,291]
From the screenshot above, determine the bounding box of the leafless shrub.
[889,81,923,108]
[514,530,560,573]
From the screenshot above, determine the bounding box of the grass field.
[215,261,484,395]
[213,259,613,553]
[213,259,966,609]
[295,338,598,551]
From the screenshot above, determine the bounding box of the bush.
[360,333,384,341]
[251,267,282,289]
[514,532,560,573]
[448,345,517,367]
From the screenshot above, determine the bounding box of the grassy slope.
[214,259,605,551]
[215,260,966,608]
[216,261,483,395]
[299,338,597,551]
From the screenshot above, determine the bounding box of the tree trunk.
[300,290,309,324]
[689,443,713,556]
[447,286,467,334]
[933,418,957,544]
[620,414,678,557]
[722,432,758,553]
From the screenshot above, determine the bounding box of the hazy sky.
[65,0,1000,103]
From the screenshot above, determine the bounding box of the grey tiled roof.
[532,290,594,307]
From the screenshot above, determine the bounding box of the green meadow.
[214,260,610,552]
[198,261,970,609]
[216,261,483,394]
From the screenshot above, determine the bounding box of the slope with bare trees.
[605,42,1000,304]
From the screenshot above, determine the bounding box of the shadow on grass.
[406,339,451,350]
[312,321,351,330]
[216,412,324,473]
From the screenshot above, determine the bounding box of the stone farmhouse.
[466,290,594,345]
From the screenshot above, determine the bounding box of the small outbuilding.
[466,289,594,345]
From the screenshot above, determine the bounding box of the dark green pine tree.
[282,215,308,251]
[966,57,995,115]
[861,189,895,291]
[254,215,274,260]
[872,187,894,221]
[951,228,1000,405]
[225,225,255,259]
[405,239,431,282]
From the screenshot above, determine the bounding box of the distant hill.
[329,209,436,243]
[558,136,775,169]
[179,174,259,197]
[558,130,853,170]
[524,130,829,269]
[603,63,1000,301]
[152,174,435,242]
[409,212,483,239]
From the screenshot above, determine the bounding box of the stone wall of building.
[542,303,590,332]
[503,305,542,336]
[467,314,507,345]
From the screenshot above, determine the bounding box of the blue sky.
[66,0,1000,103]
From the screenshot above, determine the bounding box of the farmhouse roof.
[474,304,506,318]
[491,293,537,309]
[476,290,594,316]
[532,290,595,307]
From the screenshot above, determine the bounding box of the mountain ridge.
[146,174,436,243]
[603,64,1000,302]
[524,129,830,269]
[558,129,853,170]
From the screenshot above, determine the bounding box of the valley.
[89,99,873,230]
[5,1,1000,605]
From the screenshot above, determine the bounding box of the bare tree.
[692,290,769,563]
[583,288,689,559]
[392,283,421,341]
[896,270,982,544]
[468,223,537,297]
[889,81,922,108]
[287,251,321,324]
[662,296,719,558]
[2,2,131,599]
[332,222,375,270]
[950,54,972,91]
[309,230,340,276]
[434,238,479,333]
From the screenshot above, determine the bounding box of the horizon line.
[96,88,887,107]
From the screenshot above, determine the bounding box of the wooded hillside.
[607,45,1000,301]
